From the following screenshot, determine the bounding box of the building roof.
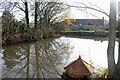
[71,19,104,25]
[64,56,94,77]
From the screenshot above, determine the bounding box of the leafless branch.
[15,3,25,12]
[64,3,109,17]
[77,8,101,18]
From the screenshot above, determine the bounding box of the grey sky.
[0,0,119,20]
[66,0,119,20]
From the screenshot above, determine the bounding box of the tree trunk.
[107,0,116,78]
[34,2,38,30]
[115,1,120,79]
[24,1,29,33]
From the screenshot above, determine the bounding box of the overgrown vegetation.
[97,68,109,78]
[1,0,69,45]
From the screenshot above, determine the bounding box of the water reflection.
[2,38,72,78]
[64,37,118,69]
[2,36,119,78]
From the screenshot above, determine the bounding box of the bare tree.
[34,2,39,30]
[34,0,69,37]
[64,1,109,17]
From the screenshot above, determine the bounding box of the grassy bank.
[59,31,120,38]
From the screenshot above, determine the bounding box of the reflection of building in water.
[63,55,94,78]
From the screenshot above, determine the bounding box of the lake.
[0,36,119,78]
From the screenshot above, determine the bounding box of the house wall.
[56,18,108,31]
[68,18,109,31]
[74,19,104,26]
[82,25,109,30]
[69,24,109,31]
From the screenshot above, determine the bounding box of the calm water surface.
[1,36,119,78]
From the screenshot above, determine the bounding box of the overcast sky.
[65,0,120,20]
[0,0,120,20]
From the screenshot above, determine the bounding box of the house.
[68,17,109,31]
[55,17,109,32]
[72,18,104,26]
[63,56,94,78]
[56,17,109,31]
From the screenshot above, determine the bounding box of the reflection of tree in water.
[2,44,27,69]
[2,38,73,78]
[2,43,30,78]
